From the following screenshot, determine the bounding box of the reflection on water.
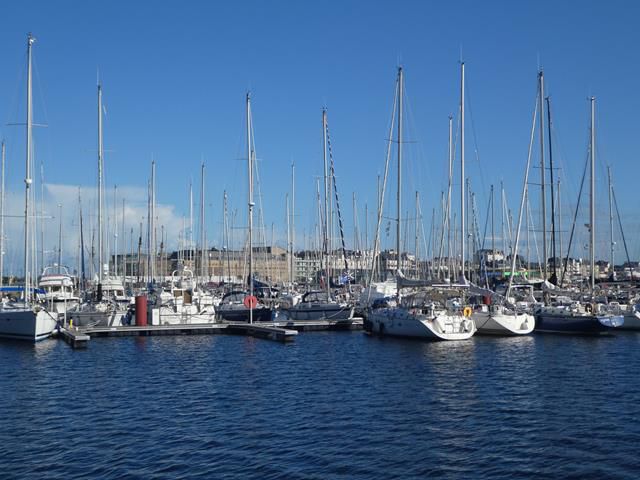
[2,331,640,479]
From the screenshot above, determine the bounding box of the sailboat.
[473,62,534,335]
[534,93,623,333]
[0,34,58,341]
[283,108,354,323]
[217,93,272,323]
[68,80,130,327]
[366,67,475,341]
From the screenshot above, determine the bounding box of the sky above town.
[0,1,639,273]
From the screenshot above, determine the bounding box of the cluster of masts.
[1,35,631,302]
[1,34,639,344]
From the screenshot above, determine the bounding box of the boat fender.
[463,318,473,332]
[463,306,473,318]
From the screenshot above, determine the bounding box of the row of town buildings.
[106,247,639,285]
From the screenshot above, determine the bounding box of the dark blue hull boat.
[535,309,623,334]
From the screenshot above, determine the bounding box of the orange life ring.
[463,306,473,318]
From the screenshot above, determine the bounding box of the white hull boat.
[38,267,80,317]
[472,306,534,335]
[150,269,217,325]
[367,307,475,341]
[0,306,58,342]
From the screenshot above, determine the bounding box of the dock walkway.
[56,318,362,349]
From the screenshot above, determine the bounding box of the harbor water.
[2,331,640,479]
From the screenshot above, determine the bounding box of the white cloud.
[1,183,187,276]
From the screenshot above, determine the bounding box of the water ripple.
[2,331,640,478]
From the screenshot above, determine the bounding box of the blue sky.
[1,1,639,271]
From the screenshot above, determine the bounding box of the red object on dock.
[483,295,492,305]
[135,295,148,326]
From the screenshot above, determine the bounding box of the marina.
[3,1,640,478]
[1,32,640,346]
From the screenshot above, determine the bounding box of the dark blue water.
[2,331,640,479]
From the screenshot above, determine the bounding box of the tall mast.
[466,178,472,280]
[79,188,86,290]
[501,180,506,276]
[223,190,230,282]
[364,202,368,261]
[291,161,295,285]
[57,203,62,273]
[322,108,330,297]
[538,71,547,279]
[246,93,254,323]
[286,193,291,285]
[151,161,156,283]
[415,191,419,277]
[113,185,118,278]
[24,33,35,303]
[490,184,495,280]
[460,62,466,282]
[590,96,596,293]
[200,162,206,280]
[146,180,151,284]
[396,66,403,293]
[557,180,562,283]
[189,180,193,266]
[121,198,125,280]
[97,80,104,287]
[39,162,44,276]
[447,114,453,280]
[607,166,614,279]
[546,96,557,283]
[0,141,5,289]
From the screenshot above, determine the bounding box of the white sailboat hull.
[368,307,475,341]
[473,311,535,335]
[0,308,58,342]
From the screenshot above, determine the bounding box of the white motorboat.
[151,269,216,325]
[38,266,80,316]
